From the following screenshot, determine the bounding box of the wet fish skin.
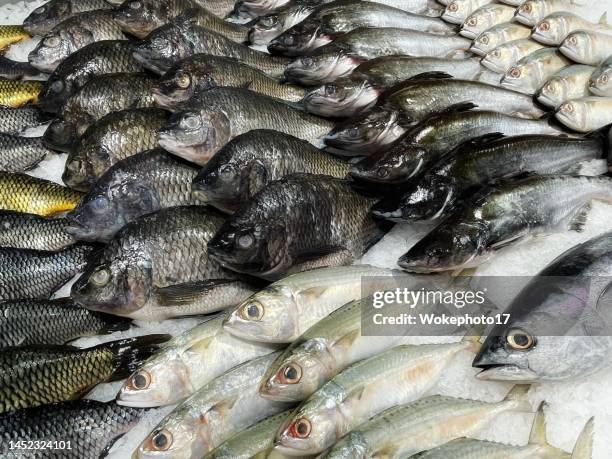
[0,134,53,172]
[501,48,572,95]
[153,54,305,109]
[481,38,546,74]
[248,2,323,46]
[0,25,30,52]
[22,0,112,36]
[460,3,516,40]
[0,78,42,108]
[0,56,41,80]
[0,210,76,251]
[398,175,612,273]
[441,0,494,25]
[589,56,612,96]
[560,29,612,66]
[532,11,609,46]
[0,242,94,301]
[556,96,612,133]
[470,21,531,56]
[515,0,580,27]
[62,107,169,192]
[229,0,293,21]
[0,106,49,135]
[537,64,595,108]
[192,130,350,213]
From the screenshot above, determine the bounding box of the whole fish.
[116,313,279,407]
[501,48,572,95]
[348,106,564,176]
[532,11,611,46]
[153,55,305,109]
[0,56,41,80]
[560,29,612,65]
[556,96,612,133]
[163,7,250,44]
[0,106,49,135]
[0,134,54,172]
[0,210,76,251]
[537,64,595,108]
[28,10,125,73]
[481,38,546,74]
[133,21,290,77]
[71,206,239,319]
[208,174,391,280]
[269,1,456,56]
[0,78,42,107]
[37,40,143,114]
[589,56,612,96]
[22,0,112,35]
[474,230,612,381]
[373,134,607,222]
[276,338,479,455]
[0,172,83,216]
[0,298,130,348]
[460,3,516,39]
[0,400,149,459]
[398,175,612,273]
[470,21,531,56]
[322,386,532,459]
[0,335,166,412]
[0,25,30,52]
[515,0,581,27]
[192,130,350,213]
[223,266,397,343]
[0,243,94,301]
[158,88,334,166]
[134,353,289,459]
[62,107,169,191]
[66,149,199,242]
[441,0,494,25]
[283,27,472,85]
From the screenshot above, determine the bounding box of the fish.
[229,0,294,21]
[0,134,54,172]
[0,210,76,251]
[560,29,612,66]
[481,38,546,74]
[0,400,149,459]
[44,73,156,151]
[460,3,516,39]
[275,337,480,455]
[167,7,250,44]
[536,64,595,108]
[0,298,131,348]
[0,172,83,216]
[348,105,565,178]
[0,25,30,52]
[134,352,289,459]
[589,56,612,96]
[248,2,325,46]
[283,27,472,85]
[321,386,532,459]
[0,56,42,80]
[208,174,391,281]
[515,0,582,27]
[0,78,42,107]
[556,96,612,133]
[470,21,531,56]
[474,230,612,382]
[22,0,113,36]
[373,134,607,222]
[0,242,94,301]
[133,21,290,77]
[442,0,495,25]
[153,54,305,109]
[501,48,572,95]
[158,88,334,166]
[268,1,457,56]
[398,175,612,273]
[37,40,143,114]
[62,107,170,191]
[66,149,199,243]
[0,106,50,135]
[192,130,350,213]
[28,10,125,73]
[116,313,279,407]
[0,335,167,413]
[532,11,611,46]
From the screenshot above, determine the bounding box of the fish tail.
[571,417,594,459]
[102,334,170,381]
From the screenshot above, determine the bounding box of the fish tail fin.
[102,334,170,381]
[528,402,549,446]
[504,384,533,412]
[571,417,595,459]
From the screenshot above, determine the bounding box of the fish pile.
[0,0,609,456]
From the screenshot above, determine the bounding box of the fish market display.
[0,78,42,107]
[560,29,612,65]
[532,11,611,46]
[0,25,29,52]
[0,106,49,135]
[556,97,612,132]
[589,56,612,96]
[0,134,54,172]
[481,38,546,74]
[460,3,516,39]
[22,0,112,36]
[0,210,76,251]
[0,56,41,80]
[537,64,595,108]
[501,48,572,95]
[470,21,531,56]
[0,298,130,349]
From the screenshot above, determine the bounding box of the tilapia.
[158,88,334,166]
[589,56,612,96]
[373,134,607,222]
[0,210,76,251]
[0,134,54,172]
[537,64,595,108]
[229,0,294,21]
[161,7,249,44]
[249,2,325,46]
[556,96,612,133]
[134,353,289,459]
[560,29,612,65]
[442,0,494,25]
[116,313,278,407]
[501,48,572,95]
[0,242,94,301]
[66,149,199,242]
[470,21,531,56]
[474,230,612,381]
[208,174,391,280]
[0,172,83,216]
[0,25,29,52]
[481,38,546,74]
[398,175,612,273]
[192,130,350,213]
[0,56,41,80]
[62,107,169,191]
[0,298,130,348]
[153,55,305,109]
[0,106,49,135]
[0,335,166,412]
[460,3,516,39]
[22,0,112,35]
[515,0,582,27]
[532,11,611,46]
[37,40,143,113]
[0,78,42,107]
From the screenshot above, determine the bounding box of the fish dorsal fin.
[441,102,479,114]
[571,417,595,459]
[407,71,454,81]
[528,402,549,446]
[154,280,235,306]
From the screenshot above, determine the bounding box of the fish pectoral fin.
[568,202,592,232]
[572,417,595,459]
[528,402,550,446]
[406,71,454,82]
[98,432,127,459]
[440,101,479,114]
[345,386,367,403]
[599,11,608,26]
[332,329,361,350]
[294,247,353,270]
[154,280,235,306]
[458,132,506,149]
[561,159,608,176]
[186,336,215,354]
[489,232,529,250]
[210,395,239,416]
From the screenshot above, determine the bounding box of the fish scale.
[23,0,113,35]
[0,211,75,251]
[0,134,53,172]
[0,25,29,52]
[0,107,47,135]
[0,79,42,108]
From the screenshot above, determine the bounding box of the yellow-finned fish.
[0,172,84,216]
[0,25,30,53]
[0,78,43,107]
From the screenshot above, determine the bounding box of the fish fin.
[461,325,483,352]
[561,159,608,176]
[332,329,361,350]
[407,71,454,81]
[154,280,236,306]
[295,247,351,265]
[599,12,608,25]
[345,386,367,403]
[571,417,595,459]
[441,102,478,114]
[445,49,471,59]
[528,402,549,446]
[186,336,215,354]
[103,334,170,381]
[489,232,529,250]
[98,314,132,335]
[98,432,126,458]
[569,202,592,232]
[504,384,532,412]
[210,395,239,416]
[457,132,505,149]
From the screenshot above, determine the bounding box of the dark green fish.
[0,134,54,172]
[22,0,113,35]
[0,107,49,135]
[0,210,76,251]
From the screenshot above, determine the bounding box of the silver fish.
[589,55,612,96]
[441,0,494,25]
[515,0,581,27]
[471,22,532,56]
[532,11,611,46]
[460,3,516,39]
[481,38,546,74]
[537,64,595,108]
[560,29,612,65]
[501,48,572,95]
[556,96,612,132]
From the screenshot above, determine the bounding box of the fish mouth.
[480,57,506,74]
[475,364,540,382]
[460,28,477,40]
[470,44,487,56]
[152,87,181,110]
[531,31,556,46]
[116,391,160,408]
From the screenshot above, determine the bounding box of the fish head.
[461,10,488,39]
[269,21,325,56]
[153,63,203,109]
[62,148,97,191]
[303,78,379,118]
[135,413,205,459]
[114,0,169,39]
[38,76,73,113]
[589,63,612,96]
[442,0,468,25]
[133,24,186,75]
[560,31,592,63]
[43,119,77,152]
[471,30,498,55]
[500,63,534,94]
[481,46,513,74]
[532,17,564,46]
[28,31,72,73]
[556,100,588,132]
[283,50,360,86]
[249,13,284,46]
[514,1,541,26]
[325,431,368,459]
[23,0,70,35]
[536,77,566,108]
[158,109,231,166]
[349,143,428,185]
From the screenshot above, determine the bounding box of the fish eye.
[91,195,109,213]
[90,268,111,287]
[50,80,64,93]
[601,74,609,84]
[347,126,360,139]
[33,6,45,14]
[509,67,521,79]
[181,113,201,130]
[290,418,312,438]
[467,17,477,26]
[560,102,574,113]
[279,363,302,383]
[301,57,313,68]
[448,2,458,12]
[538,21,550,32]
[506,328,534,350]
[568,35,578,45]
[130,1,141,9]
[129,370,151,390]
[240,301,264,321]
[152,37,167,49]
[479,35,489,44]
[237,233,254,249]
[219,164,234,179]
[44,35,60,48]
[261,15,278,27]
[283,35,295,46]
[150,429,173,451]
[324,84,337,96]
[377,167,390,178]
[175,71,191,89]
[520,3,532,13]
[491,49,500,58]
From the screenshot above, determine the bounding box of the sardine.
[22,0,112,35]
[0,25,30,52]
[537,64,595,108]
[556,96,612,133]
[470,22,531,56]
[0,78,42,107]
[0,210,76,251]
[560,29,612,65]
[0,56,41,80]
[442,0,494,25]
[460,3,516,39]
[481,38,546,74]
[501,48,572,95]
[0,106,50,135]
[589,56,612,96]
[532,11,611,46]
[515,0,581,27]
[0,134,54,172]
